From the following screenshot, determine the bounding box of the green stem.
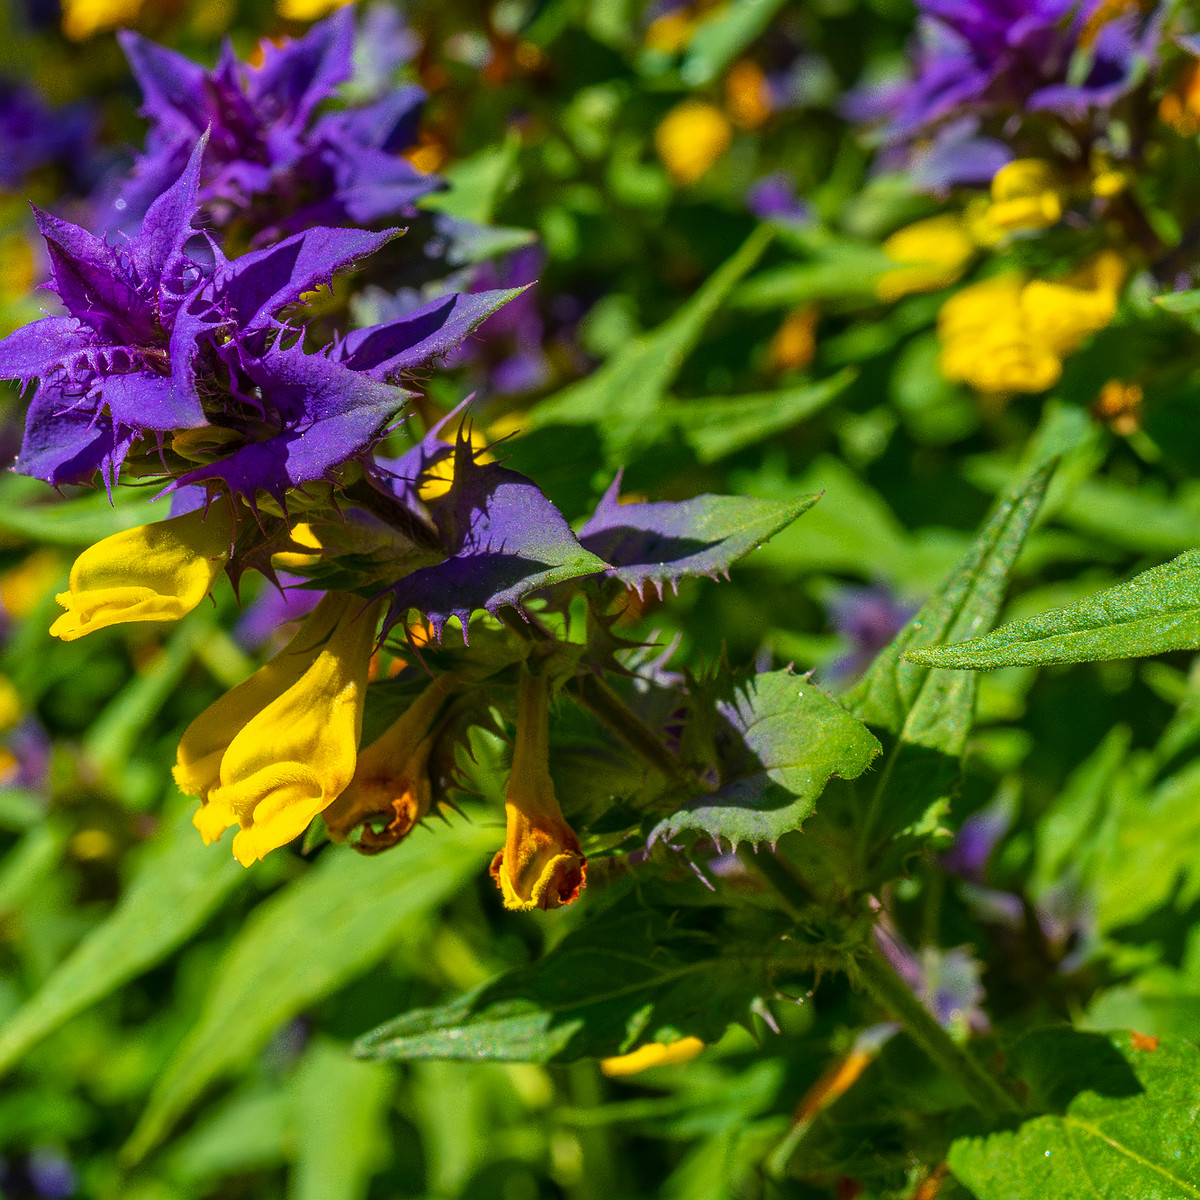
[742,848,815,917]
[570,674,691,784]
[856,942,1019,1117]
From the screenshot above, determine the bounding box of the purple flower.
[848,0,1163,187]
[0,84,95,193]
[234,575,324,650]
[823,586,914,684]
[0,134,514,506]
[107,8,436,244]
[746,172,813,225]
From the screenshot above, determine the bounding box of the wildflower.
[110,9,435,242]
[1159,61,1200,135]
[876,215,975,302]
[0,84,96,192]
[725,60,773,129]
[938,252,1124,394]
[600,1037,704,1076]
[984,159,1062,233]
[323,678,450,851]
[746,172,812,225]
[845,0,1160,188]
[655,101,732,186]
[1093,379,1143,435]
[179,592,384,865]
[768,306,818,372]
[60,0,142,40]
[490,671,587,911]
[278,0,350,19]
[50,504,235,642]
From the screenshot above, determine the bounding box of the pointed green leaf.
[355,889,793,1064]
[905,550,1200,670]
[123,820,495,1165]
[949,1033,1200,1200]
[0,806,245,1079]
[650,671,880,848]
[848,460,1054,756]
[530,226,773,456]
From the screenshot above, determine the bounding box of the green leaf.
[355,888,794,1065]
[122,819,495,1164]
[905,550,1200,670]
[420,130,520,224]
[530,226,774,460]
[848,459,1054,755]
[677,0,791,84]
[0,476,171,546]
[664,370,855,463]
[290,1040,393,1200]
[650,671,880,848]
[949,1033,1200,1200]
[0,806,245,1079]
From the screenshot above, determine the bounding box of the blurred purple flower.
[2,718,52,792]
[847,0,1163,188]
[747,172,813,225]
[941,798,1013,882]
[824,585,914,684]
[0,84,95,193]
[234,575,324,650]
[874,924,988,1032]
[0,1148,76,1199]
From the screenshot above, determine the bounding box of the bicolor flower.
[490,671,587,911]
[109,8,435,242]
[846,0,1162,188]
[51,504,235,641]
[323,677,451,852]
[177,591,383,865]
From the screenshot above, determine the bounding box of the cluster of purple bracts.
[848,0,1164,189]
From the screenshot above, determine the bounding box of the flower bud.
[323,680,451,853]
[51,504,234,642]
[489,672,586,912]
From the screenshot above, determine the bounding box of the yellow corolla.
[51,505,235,642]
[600,1038,705,1077]
[655,101,733,187]
[61,0,144,40]
[177,591,384,866]
[984,159,1063,234]
[490,671,587,911]
[939,251,1125,395]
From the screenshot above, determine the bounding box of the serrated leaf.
[847,460,1054,755]
[0,806,245,1079]
[123,820,495,1164]
[355,889,794,1064]
[905,550,1200,670]
[579,477,818,595]
[650,671,880,847]
[949,1033,1200,1200]
[530,226,773,459]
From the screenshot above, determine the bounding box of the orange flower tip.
[489,840,587,912]
[1131,1030,1159,1052]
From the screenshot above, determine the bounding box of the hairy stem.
[855,941,1019,1117]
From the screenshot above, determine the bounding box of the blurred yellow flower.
[179,592,383,865]
[1093,378,1144,435]
[601,1037,704,1077]
[490,671,586,911]
[61,0,144,40]
[277,0,350,21]
[0,233,35,302]
[1160,63,1200,136]
[985,159,1063,233]
[939,252,1125,395]
[876,215,976,302]
[768,305,818,372]
[655,101,733,186]
[644,0,725,53]
[50,505,234,642]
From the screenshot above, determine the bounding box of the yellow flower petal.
[876,215,975,302]
[50,505,234,642]
[600,1038,704,1077]
[179,592,383,864]
[655,102,733,187]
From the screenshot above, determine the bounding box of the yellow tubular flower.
[178,592,384,866]
[323,679,452,852]
[277,0,350,18]
[655,102,733,187]
[51,505,235,642]
[876,215,976,302]
[600,1037,705,1077]
[985,159,1062,233]
[490,671,587,912]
